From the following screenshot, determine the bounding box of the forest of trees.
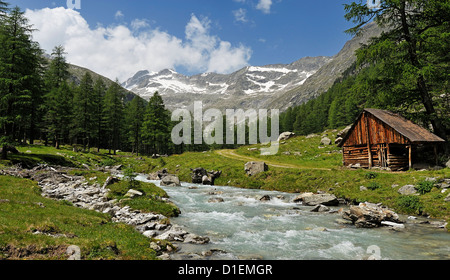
[0,3,247,159]
[281,0,449,145]
[1,1,449,159]
[0,4,195,159]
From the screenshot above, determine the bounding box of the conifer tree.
[141,92,170,155]
[73,72,95,151]
[0,6,43,158]
[125,95,145,155]
[103,80,124,155]
[92,78,106,152]
[344,0,449,140]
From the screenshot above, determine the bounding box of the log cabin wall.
[342,112,410,147]
[342,112,410,170]
[339,109,445,171]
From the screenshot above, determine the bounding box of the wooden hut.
[338,109,446,171]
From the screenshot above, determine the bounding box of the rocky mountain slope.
[123,56,331,111]
[264,22,383,111]
[123,22,382,112]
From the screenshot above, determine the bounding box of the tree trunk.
[1,145,7,160]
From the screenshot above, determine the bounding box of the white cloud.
[25,7,252,81]
[233,8,248,23]
[256,0,273,14]
[115,10,124,20]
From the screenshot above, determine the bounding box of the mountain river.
[136,175,450,260]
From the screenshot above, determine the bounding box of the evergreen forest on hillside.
[281,0,449,144]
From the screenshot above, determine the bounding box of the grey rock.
[208,197,225,203]
[342,202,401,228]
[143,230,158,238]
[244,162,268,177]
[302,193,339,206]
[160,175,181,187]
[293,192,314,203]
[277,132,295,142]
[184,233,210,244]
[334,137,343,145]
[381,221,405,229]
[310,204,330,212]
[445,194,450,202]
[125,189,144,198]
[398,185,417,195]
[320,137,332,146]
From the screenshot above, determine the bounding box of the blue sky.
[13,0,356,80]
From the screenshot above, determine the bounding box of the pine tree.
[344,0,449,140]
[43,45,72,148]
[0,1,8,17]
[44,82,72,149]
[125,96,145,155]
[73,72,95,151]
[103,80,124,155]
[92,78,106,152]
[45,45,70,89]
[0,6,43,158]
[141,92,170,155]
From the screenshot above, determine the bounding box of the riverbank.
[0,131,448,259]
[2,132,450,228]
[0,164,210,260]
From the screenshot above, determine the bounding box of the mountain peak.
[124,56,331,110]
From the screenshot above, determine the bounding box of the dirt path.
[215,149,332,171]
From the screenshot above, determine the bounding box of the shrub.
[397,196,423,214]
[100,158,116,167]
[365,172,378,180]
[367,182,381,190]
[416,180,434,195]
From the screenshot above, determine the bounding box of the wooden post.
[365,114,373,168]
[386,144,390,168]
[408,145,412,170]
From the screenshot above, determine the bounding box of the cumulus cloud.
[25,7,252,81]
[256,0,273,14]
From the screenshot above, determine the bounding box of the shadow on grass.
[6,153,76,169]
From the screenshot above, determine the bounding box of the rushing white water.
[136,175,450,260]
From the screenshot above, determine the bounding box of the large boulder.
[160,175,181,187]
[320,137,332,146]
[277,132,295,142]
[191,168,222,185]
[295,193,339,206]
[398,185,417,195]
[341,202,402,228]
[245,162,268,177]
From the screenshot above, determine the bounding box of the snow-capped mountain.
[123,21,382,112]
[123,56,331,110]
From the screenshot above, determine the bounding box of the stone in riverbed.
[160,175,181,187]
[301,193,339,206]
[310,204,330,213]
[341,202,402,228]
